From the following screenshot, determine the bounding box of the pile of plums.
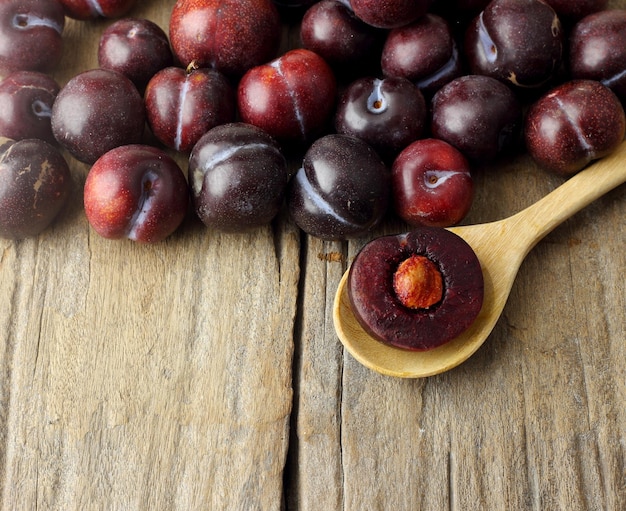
[1,0,625,243]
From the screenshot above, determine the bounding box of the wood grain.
[1,1,625,510]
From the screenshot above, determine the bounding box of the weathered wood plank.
[1,222,301,510]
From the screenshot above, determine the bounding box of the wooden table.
[1,1,624,509]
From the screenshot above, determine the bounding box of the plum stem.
[186,60,199,74]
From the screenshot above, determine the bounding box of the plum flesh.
[348,227,484,351]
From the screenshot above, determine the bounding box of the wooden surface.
[1,1,624,510]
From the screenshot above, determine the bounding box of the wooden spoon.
[334,141,626,378]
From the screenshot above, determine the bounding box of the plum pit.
[393,255,443,310]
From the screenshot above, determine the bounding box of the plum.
[98,17,174,92]
[57,0,136,20]
[348,227,484,351]
[464,0,563,89]
[288,134,389,240]
[524,79,626,176]
[300,0,382,71]
[189,123,290,232]
[431,74,522,162]
[0,137,71,239]
[381,13,463,98]
[145,65,235,153]
[569,10,626,105]
[350,0,432,29]
[391,138,474,227]
[51,68,145,164]
[0,0,65,75]
[238,49,337,145]
[84,145,189,243]
[334,76,426,161]
[169,0,281,77]
[0,71,59,145]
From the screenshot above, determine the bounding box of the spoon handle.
[506,140,626,252]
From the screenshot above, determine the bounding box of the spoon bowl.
[334,141,626,378]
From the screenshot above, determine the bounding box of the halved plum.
[348,227,484,351]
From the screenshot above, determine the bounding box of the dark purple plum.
[524,80,626,176]
[238,49,337,145]
[381,13,463,97]
[145,66,235,153]
[391,138,474,227]
[0,137,71,239]
[334,76,427,161]
[431,74,522,161]
[51,68,145,164]
[189,123,290,232]
[569,10,626,105]
[0,71,60,144]
[348,227,484,351]
[464,0,563,89]
[288,134,389,240]
[84,145,189,243]
[350,0,431,29]
[300,0,382,71]
[169,0,281,77]
[0,0,65,75]
[98,17,174,92]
